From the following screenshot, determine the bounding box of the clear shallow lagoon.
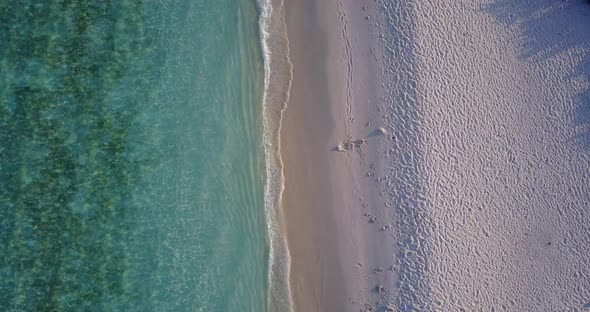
[0,1,268,311]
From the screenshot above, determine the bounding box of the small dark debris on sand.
[363,303,374,312]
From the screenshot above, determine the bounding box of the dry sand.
[281,0,590,311]
[411,1,590,310]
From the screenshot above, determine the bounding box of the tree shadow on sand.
[482,0,590,150]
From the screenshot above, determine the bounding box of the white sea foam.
[257,0,294,310]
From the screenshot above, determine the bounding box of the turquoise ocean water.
[0,1,277,310]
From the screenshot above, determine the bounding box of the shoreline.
[282,0,344,308]
[281,0,391,310]
[258,0,294,310]
[281,0,350,310]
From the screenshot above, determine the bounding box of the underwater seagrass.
[0,1,161,310]
[0,0,269,310]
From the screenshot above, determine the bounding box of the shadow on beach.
[483,0,590,149]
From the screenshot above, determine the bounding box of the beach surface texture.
[281,0,590,310]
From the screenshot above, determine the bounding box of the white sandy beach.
[411,1,590,310]
[281,0,590,310]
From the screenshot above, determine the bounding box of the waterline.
[258,0,294,310]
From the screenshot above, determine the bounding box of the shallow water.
[0,1,268,311]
